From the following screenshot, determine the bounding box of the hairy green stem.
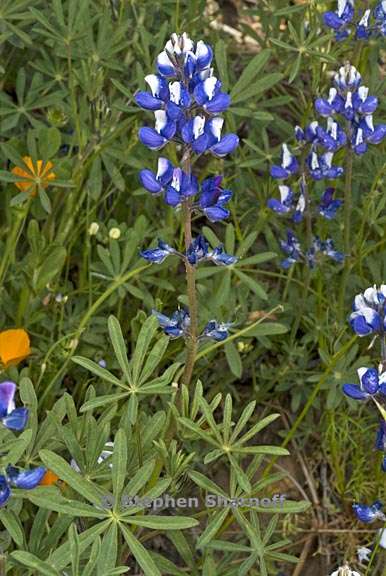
[0,202,30,288]
[181,151,198,388]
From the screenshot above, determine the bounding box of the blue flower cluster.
[315,64,386,156]
[350,285,386,337]
[0,381,45,506]
[343,285,386,479]
[324,0,386,40]
[136,33,239,342]
[280,231,343,269]
[152,309,231,342]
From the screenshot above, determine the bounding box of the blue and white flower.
[156,33,213,78]
[323,0,355,39]
[193,76,231,114]
[139,157,174,194]
[350,285,386,336]
[270,144,299,180]
[316,117,347,151]
[186,236,237,266]
[135,74,169,111]
[139,110,177,150]
[267,185,305,223]
[198,176,232,222]
[202,320,231,341]
[140,240,178,264]
[280,230,303,269]
[307,151,344,180]
[356,9,371,39]
[0,465,46,507]
[0,381,28,431]
[164,167,198,207]
[318,188,343,219]
[353,500,386,523]
[315,88,344,117]
[334,64,362,92]
[182,116,238,157]
[152,309,191,339]
[343,367,386,400]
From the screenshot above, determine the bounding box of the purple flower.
[307,151,344,180]
[182,116,238,157]
[202,320,231,341]
[356,9,371,39]
[270,144,299,180]
[315,88,344,117]
[0,381,28,431]
[198,176,232,222]
[323,0,354,37]
[139,111,176,150]
[135,74,169,111]
[280,230,303,269]
[156,33,212,78]
[350,285,386,336]
[343,367,386,400]
[152,309,191,339]
[375,421,386,451]
[0,466,46,507]
[316,118,347,151]
[267,185,305,223]
[139,157,174,194]
[165,167,198,207]
[140,240,177,264]
[318,188,342,219]
[353,500,386,523]
[193,76,231,114]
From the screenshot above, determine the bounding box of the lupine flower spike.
[324,0,386,40]
[136,33,239,352]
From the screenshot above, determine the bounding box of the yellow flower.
[0,329,31,368]
[11,156,56,197]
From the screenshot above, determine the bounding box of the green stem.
[181,150,198,388]
[0,202,30,288]
[338,141,353,318]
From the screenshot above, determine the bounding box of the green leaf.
[38,126,62,158]
[224,342,242,379]
[246,322,288,337]
[72,356,126,389]
[97,522,118,575]
[11,551,60,576]
[108,315,133,386]
[196,508,229,548]
[132,315,159,384]
[120,524,161,576]
[112,429,127,501]
[125,515,198,530]
[0,510,24,547]
[234,269,267,299]
[232,73,283,104]
[231,50,271,99]
[38,450,104,506]
[215,39,229,91]
[80,392,130,412]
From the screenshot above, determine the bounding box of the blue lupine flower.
[343,367,386,400]
[323,0,354,39]
[270,144,299,180]
[334,64,361,92]
[186,235,209,265]
[356,8,371,39]
[316,118,347,151]
[182,116,238,157]
[193,76,231,114]
[135,74,169,111]
[202,320,231,341]
[0,381,28,431]
[352,500,386,523]
[267,185,305,223]
[141,240,177,264]
[139,157,174,195]
[375,1,386,34]
[350,285,386,336]
[307,151,343,180]
[318,188,342,219]
[315,88,344,117]
[375,421,386,451]
[152,309,190,338]
[165,167,198,207]
[139,111,177,151]
[353,86,378,115]
[209,245,238,266]
[320,238,344,263]
[186,236,237,266]
[198,176,232,222]
[156,33,212,78]
[0,465,46,507]
[280,230,303,269]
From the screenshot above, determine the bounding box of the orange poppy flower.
[0,329,31,368]
[39,470,60,486]
[11,156,56,197]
